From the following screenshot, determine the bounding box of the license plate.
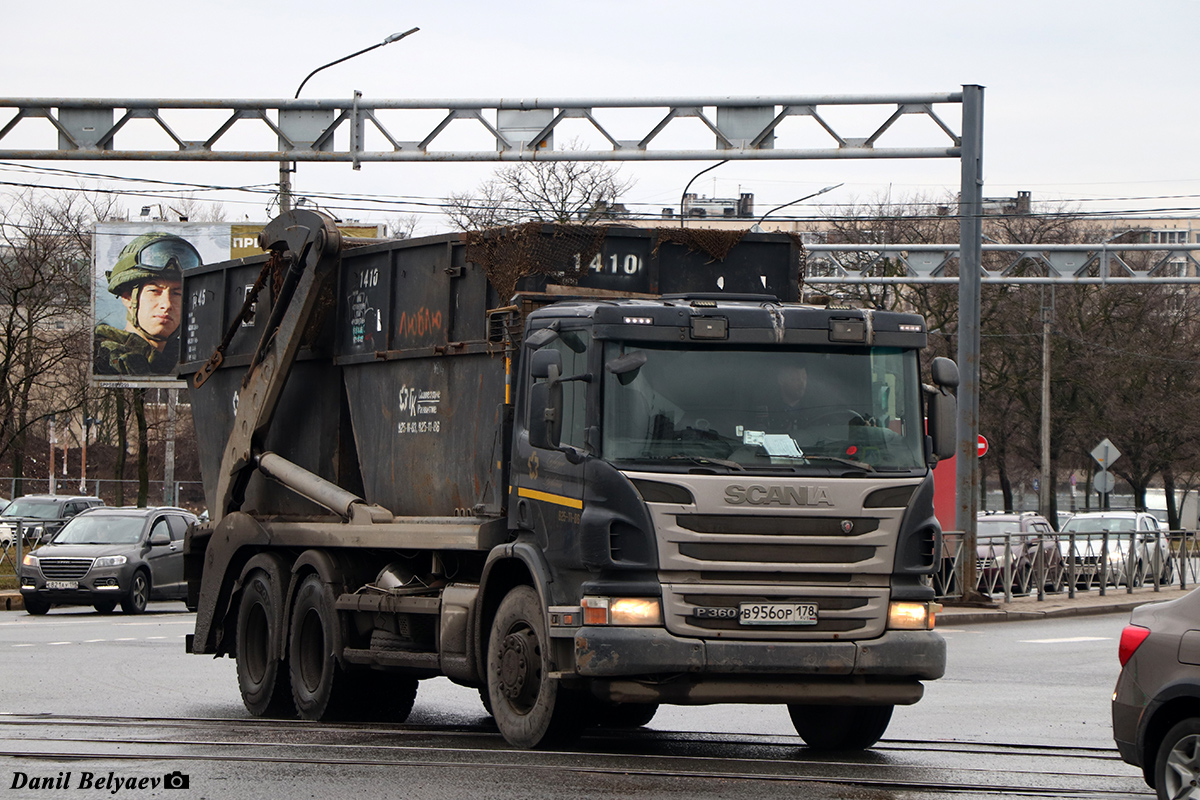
[45,580,77,591]
[738,602,818,625]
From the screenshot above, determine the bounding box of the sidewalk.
[938,582,1189,625]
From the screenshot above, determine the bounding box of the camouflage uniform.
[93,323,180,376]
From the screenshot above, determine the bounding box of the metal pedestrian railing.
[934,529,1195,602]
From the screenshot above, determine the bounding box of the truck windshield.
[601,343,926,473]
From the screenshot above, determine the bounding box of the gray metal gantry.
[0,87,990,592]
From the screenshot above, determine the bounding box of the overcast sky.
[3,0,1197,233]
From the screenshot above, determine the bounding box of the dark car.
[1114,588,1200,797]
[19,506,195,615]
[975,512,1065,595]
[0,495,104,547]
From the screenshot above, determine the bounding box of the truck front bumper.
[572,627,944,705]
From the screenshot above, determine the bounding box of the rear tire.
[788,704,893,750]
[1154,717,1200,800]
[120,571,149,614]
[343,672,419,722]
[487,585,584,748]
[289,574,352,720]
[93,600,117,614]
[592,700,659,729]
[236,569,294,717]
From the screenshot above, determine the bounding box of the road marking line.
[11,643,33,648]
[145,636,166,640]
[1020,636,1112,644]
[114,637,136,641]
[48,641,72,646]
[83,639,105,643]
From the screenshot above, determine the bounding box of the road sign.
[1091,438,1122,470]
[977,435,989,458]
[1093,470,1115,494]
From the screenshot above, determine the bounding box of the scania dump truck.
[182,210,959,749]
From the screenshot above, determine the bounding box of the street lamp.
[750,184,843,232]
[279,27,420,214]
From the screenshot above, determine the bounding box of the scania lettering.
[182,211,959,751]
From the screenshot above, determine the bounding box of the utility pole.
[1039,288,1054,525]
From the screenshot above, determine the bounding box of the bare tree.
[168,193,227,223]
[386,214,421,239]
[446,152,633,231]
[0,189,119,494]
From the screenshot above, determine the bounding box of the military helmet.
[106,232,201,296]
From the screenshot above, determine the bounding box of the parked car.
[0,495,104,547]
[19,506,195,615]
[1060,511,1173,587]
[975,511,1065,594]
[1113,587,1200,796]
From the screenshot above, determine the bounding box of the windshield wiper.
[667,456,745,471]
[758,453,875,472]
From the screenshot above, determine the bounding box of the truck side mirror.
[931,356,959,389]
[528,350,564,450]
[926,357,958,461]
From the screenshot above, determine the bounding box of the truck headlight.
[21,554,37,567]
[582,596,662,626]
[93,555,128,568]
[888,601,940,631]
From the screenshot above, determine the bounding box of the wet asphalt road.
[0,603,1150,799]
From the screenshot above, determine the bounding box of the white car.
[1059,511,1173,587]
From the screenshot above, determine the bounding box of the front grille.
[38,558,94,580]
[663,583,889,639]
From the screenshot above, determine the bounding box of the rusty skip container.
[179,224,804,519]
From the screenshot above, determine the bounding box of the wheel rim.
[1165,733,1200,799]
[298,608,325,693]
[132,575,148,610]
[496,625,540,713]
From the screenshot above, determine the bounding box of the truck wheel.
[788,704,893,750]
[345,673,419,722]
[592,701,659,729]
[289,574,351,720]
[235,569,294,717]
[120,570,149,614]
[487,585,583,748]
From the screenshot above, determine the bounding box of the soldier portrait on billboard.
[93,232,200,377]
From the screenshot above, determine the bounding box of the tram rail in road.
[0,713,1150,799]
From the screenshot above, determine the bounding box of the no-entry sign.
[977,435,989,457]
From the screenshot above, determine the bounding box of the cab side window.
[537,334,589,451]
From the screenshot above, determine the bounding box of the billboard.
[92,221,382,388]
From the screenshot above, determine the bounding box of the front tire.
[1154,718,1200,800]
[788,704,893,750]
[120,571,149,614]
[24,596,50,616]
[487,585,583,748]
[236,569,294,717]
[288,574,351,720]
[93,600,117,614]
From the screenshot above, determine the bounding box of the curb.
[939,601,1148,625]
[0,592,23,611]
